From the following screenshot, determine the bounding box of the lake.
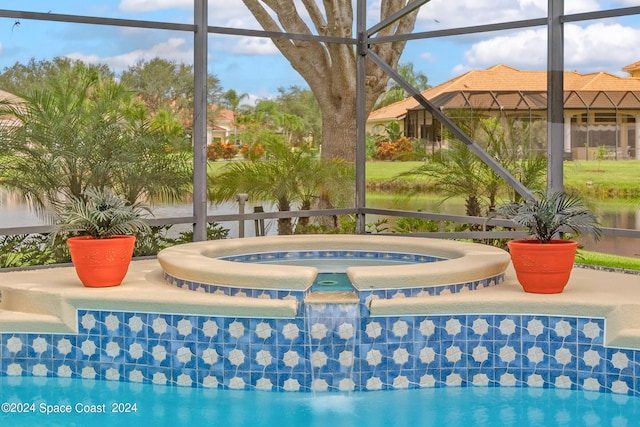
[1,189,638,258]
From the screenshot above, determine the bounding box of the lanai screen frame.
[1,1,639,240]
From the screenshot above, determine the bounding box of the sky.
[0,0,640,102]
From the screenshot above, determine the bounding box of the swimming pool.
[3,246,640,423]
[1,376,639,426]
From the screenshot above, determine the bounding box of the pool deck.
[0,259,639,349]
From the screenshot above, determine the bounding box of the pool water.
[1,376,639,427]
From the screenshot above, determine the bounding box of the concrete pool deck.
[0,258,638,348]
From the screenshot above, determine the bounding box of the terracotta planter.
[67,235,136,287]
[507,239,578,294]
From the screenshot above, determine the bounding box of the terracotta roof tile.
[369,64,640,119]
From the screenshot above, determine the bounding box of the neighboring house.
[0,89,23,128]
[207,106,236,145]
[368,64,640,160]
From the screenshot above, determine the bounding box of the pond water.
[1,188,638,257]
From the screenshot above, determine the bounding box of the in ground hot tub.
[157,234,511,305]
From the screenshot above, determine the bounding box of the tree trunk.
[320,101,357,161]
[242,0,420,162]
[277,197,293,235]
[298,199,312,229]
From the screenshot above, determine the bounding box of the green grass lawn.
[576,250,640,272]
[365,160,640,198]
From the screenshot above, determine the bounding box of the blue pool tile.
[26,358,52,377]
[223,318,251,345]
[77,311,101,335]
[494,367,524,387]
[606,347,635,376]
[577,318,605,345]
[27,334,53,359]
[521,315,550,343]
[440,367,468,387]
[249,344,277,371]
[494,315,522,342]
[522,340,550,371]
[468,315,494,341]
[123,364,148,383]
[467,340,495,368]
[147,314,176,340]
[577,343,606,373]
[222,343,251,371]
[123,337,150,364]
[52,360,77,378]
[223,370,251,390]
[440,315,467,341]
[52,335,78,360]
[277,372,311,392]
[494,341,523,370]
[605,373,635,395]
[468,367,496,387]
[197,317,224,343]
[440,341,468,369]
[549,341,577,370]
[100,337,126,363]
[76,335,101,362]
[123,312,149,338]
[99,311,124,337]
[578,370,605,392]
[147,339,172,368]
[251,371,278,390]
[548,368,577,390]
[387,342,415,369]
[172,368,197,387]
[169,340,197,369]
[276,318,305,346]
[361,318,388,344]
[172,315,199,341]
[549,317,578,344]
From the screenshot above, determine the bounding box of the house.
[368,64,640,160]
[207,106,237,145]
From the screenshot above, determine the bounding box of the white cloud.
[420,52,437,63]
[416,0,601,29]
[213,36,279,55]
[461,28,547,69]
[67,38,193,72]
[448,21,640,77]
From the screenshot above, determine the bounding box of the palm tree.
[374,63,429,110]
[209,139,352,235]
[396,111,546,226]
[0,61,191,214]
[221,89,249,143]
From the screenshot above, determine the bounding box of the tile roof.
[369,64,640,119]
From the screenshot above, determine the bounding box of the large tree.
[120,57,222,126]
[242,0,422,162]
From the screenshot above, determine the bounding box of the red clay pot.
[507,239,578,294]
[67,235,136,287]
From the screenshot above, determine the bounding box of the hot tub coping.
[157,234,511,290]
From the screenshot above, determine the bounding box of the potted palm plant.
[50,187,150,287]
[497,190,601,294]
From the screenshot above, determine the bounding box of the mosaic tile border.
[1,308,639,396]
[163,272,506,306]
[164,248,503,303]
[219,250,445,264]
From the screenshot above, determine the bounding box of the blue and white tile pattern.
[2,309,640,396]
